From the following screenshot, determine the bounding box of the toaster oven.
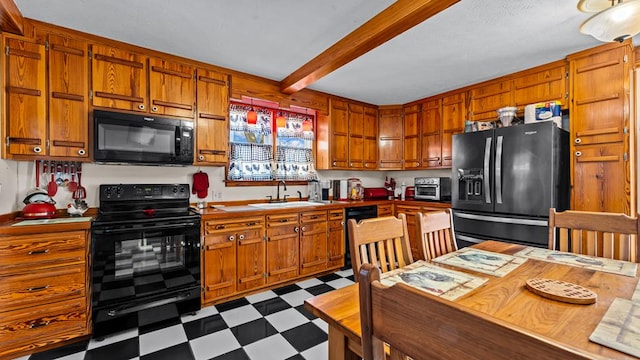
[414,177,451,201]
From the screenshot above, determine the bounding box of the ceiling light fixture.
[578,0,640,42]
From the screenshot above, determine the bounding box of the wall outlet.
[212,191,222,200]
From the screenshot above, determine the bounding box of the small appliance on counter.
[347,178,363,200]
[332,179,348,200]
[405,186,415,200]
[363,187,388,200]
[414,177,451,201]
[308,180,320,201]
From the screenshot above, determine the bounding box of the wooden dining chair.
[415,209,457,261]
[548,208,640,262]
[358,263,592,360]
[348,214,413,279]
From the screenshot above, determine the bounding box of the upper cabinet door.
[420,98,442,168]
[469,79,512,121]
[148,57,195,118]
[441,91,466,168]
[378,106,403,170]
[330,99,349,168]
[348,103,364,168]
[91,44,147,112]
[48,34,89,158]
[512,60,567,109]
[569,44,630,146]
[363,106,378,169]
[403,104,421,169]
[195,68,229,165]
[4,36,47,157]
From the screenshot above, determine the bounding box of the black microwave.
[93,110,194,165]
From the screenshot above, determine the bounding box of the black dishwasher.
[344,205,378,269]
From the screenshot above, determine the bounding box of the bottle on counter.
[400,182,406,201]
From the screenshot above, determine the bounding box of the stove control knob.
[172,187,178,193]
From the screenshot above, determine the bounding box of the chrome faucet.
[276,180,287,202]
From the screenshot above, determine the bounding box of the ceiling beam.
[280,0,460,94]
[0,0,23,35]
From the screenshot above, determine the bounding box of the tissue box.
[524,101,562,128]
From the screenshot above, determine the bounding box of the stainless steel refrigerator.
[451,121,569,248]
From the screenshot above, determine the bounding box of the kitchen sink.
[247,201,319,209]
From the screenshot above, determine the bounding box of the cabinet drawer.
[0,297,88,358]
[329,219,345,231]
[267,213,299,226]
[395,206,421,215]
[204,217,263,235]
[301,221,327,235]
[328,209,344,220]
[267,224,299,239]
[300,210,327,223]
[205,228,263,247]
[377,204,393,216]
[0,232,86,274]
[0,266,85,313]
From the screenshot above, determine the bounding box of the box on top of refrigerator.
[524,101,562,128]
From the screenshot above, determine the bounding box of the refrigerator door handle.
[495,135,503,204]
[483,137,492,204]
[455,234,485,244]
[455,212,548,226]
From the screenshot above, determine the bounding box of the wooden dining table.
[304,240,640,360]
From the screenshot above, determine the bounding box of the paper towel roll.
[339,180,348,200]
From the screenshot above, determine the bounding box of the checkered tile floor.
[18,269,355,360]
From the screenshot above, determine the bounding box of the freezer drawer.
[453,211,548,248]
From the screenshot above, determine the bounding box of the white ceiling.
[13,0,637,105]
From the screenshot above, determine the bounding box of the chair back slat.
[416,210,457,261]
[348,214,413,279]
[548,208,640,262]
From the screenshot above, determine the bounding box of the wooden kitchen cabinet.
[3,36,47,158]
[378,105,404,169]
[377,204,393,217]
[512,60,567,109]
[326,209,345,269]
[441,91,466,168]
[148,57,195,118]
[348,103,365,169]
[299,210,328,276]
[420,98,442,168]
[195,68,230,165]
[266,213,300,284]
[91,44,148,112]
[469,78,512,121]
[403,104,421,169]
[0,230,90,359]
[363,105,378,169]
[48,34,90,159]
[328,99,349,169]
[568,41,634,215]
[202,217,265,303]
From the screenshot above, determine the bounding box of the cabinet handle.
[246,222,256,226]
[198,155,205,161]
[301,226,306,232]
[33,146,42,153]
[350,163,353,167]
[341,221,345,226]
[138,104,145,110]
[333,161,337,166]
[229,235,235,241]
[575,138,581,144]
[29,321,50,329]
[279,219,289,223]
[151,106,158,112]
[310,216,319,219]
[575,151,582,157]
[28,285,50,292]
[78,149,86,156]
[294,226,300,233]
[238,234,245,240]
[215,224,226,230]
[28,249,49,255]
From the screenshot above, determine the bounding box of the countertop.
[0,199,451,234]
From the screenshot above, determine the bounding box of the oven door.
[91,218,201,336]
[415,185,440,200]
